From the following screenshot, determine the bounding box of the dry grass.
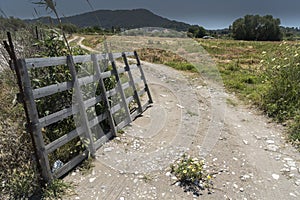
[0,69,39,199]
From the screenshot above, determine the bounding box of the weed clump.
[170,154,213,195]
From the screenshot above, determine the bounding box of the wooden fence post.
[91,54,117,137]
[108,53,132,125]
[17,59,52,182]
[67,55,96,157]
[134,51,153,104]
[122,52,143,114]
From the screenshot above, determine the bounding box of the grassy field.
[198,39,278,101]
[197,38,300,147]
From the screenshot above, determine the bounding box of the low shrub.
[170,154,212,195]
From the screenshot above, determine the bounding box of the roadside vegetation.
[198,38,300,148]
[0,28,83,199]
[137,48,197,72]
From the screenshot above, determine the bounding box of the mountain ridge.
[26,9,191,31]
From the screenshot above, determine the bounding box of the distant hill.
[26,9,191,31]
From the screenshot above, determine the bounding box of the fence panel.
[16,51,152,182]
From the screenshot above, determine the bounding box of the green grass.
[198,38,300,147]
[164,61,197,72]
[197,38,280,102]
[81,35,105,49]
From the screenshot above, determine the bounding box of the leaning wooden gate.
[15,51,152,182]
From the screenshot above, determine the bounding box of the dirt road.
[65,60,300,199]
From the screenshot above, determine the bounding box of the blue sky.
[1,0,300,29]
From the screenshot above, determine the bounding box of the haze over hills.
[26,9,191,31]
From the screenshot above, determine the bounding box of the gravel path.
[65,60,300,200]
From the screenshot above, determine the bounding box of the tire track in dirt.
[96,61,204,174]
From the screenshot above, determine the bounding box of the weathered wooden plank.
[67,55,96,156]
[33,81,73,99]
[126,95,135,104]
[38,106,77,128]
[109,54,132,124]
[32,73,105,100]
[94,131,114,150]
[26,56,67,69]
[116,120,127,130]
[123,53,143,113]
[101,70,113,79]
[38,94,103,128]
[121,82,130,90]
[112,52,122,59]
[25,53,129,70]
[134,51,153,104]
[95,53,109,60]
[106,87,118,98]
[25,53,108,70]
[53,150,89,178]
[123,52,135,57]
[18,59,52,182]
[46,127,84,154]
[105,81,132,98]
[92,54,117,137]
[89,113,108,128]
[78,74,98,86]
[72,54,92,64]
[83,95,103,110]
[110,103,122,114]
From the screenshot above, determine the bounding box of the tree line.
[187,14,287,41]
[231,14,282,41]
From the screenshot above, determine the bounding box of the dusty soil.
[65,60,300,200]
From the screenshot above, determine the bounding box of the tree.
[187,25,206,38]
[231,15,282,41]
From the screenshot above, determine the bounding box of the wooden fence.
[15,51,152,182]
